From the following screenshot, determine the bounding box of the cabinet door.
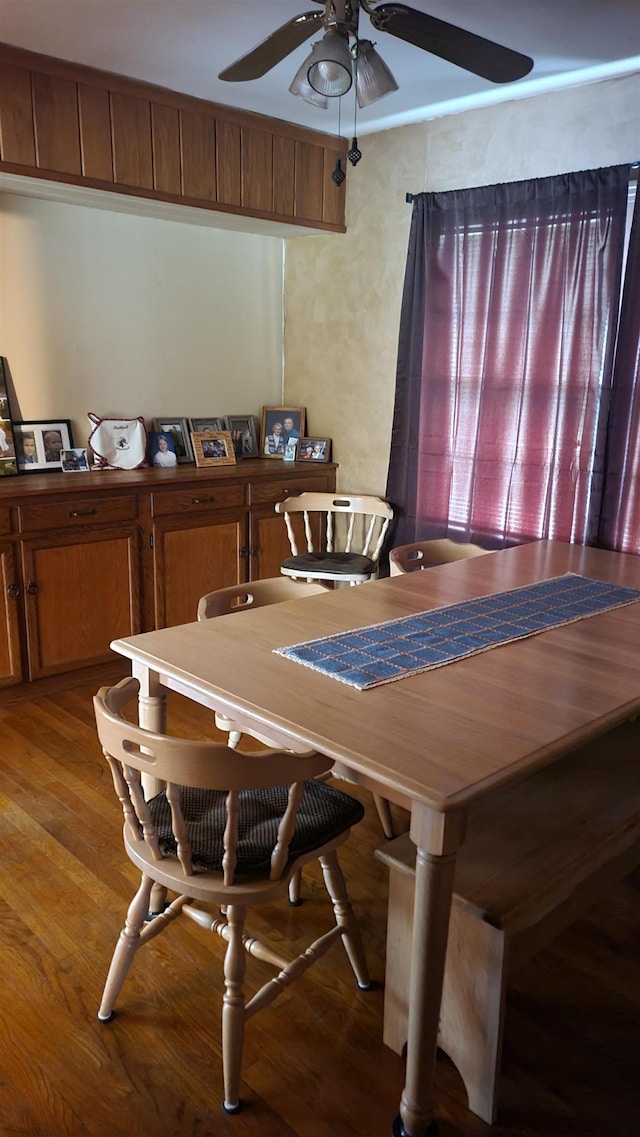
[0,541,23,686]
[152,513,246,628]
[249,509,300,581]
[20,528,141,679]
[248,472,336,581]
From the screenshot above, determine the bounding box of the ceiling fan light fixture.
[354,40,398,108]
[306,29,353,97]
[289,54,329,108]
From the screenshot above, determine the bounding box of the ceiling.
[0,1,639,138]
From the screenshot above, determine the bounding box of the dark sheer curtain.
[599,191,640,552]
[386,166,633,551]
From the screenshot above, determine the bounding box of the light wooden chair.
[275,492,394,585]
[94,677,370,1117]
[389,538,491,576]
[197,577,396,865]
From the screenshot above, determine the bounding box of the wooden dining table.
[111,539,640,1137]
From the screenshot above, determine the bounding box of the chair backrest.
[197,577,328,621]
[389,538,490,576]
[94,678,332,885]
[275,493,394,566]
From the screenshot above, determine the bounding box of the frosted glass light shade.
[355,40,398,107]
[289,54,329,107]
[307,30,353,97]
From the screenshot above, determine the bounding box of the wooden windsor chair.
[94,677,370,1116]
[275,492,394,585]
[389,538,491,575]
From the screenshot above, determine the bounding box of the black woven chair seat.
[282,551,375,576]
[148,779,364,877]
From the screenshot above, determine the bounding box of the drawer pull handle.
[7,583,19,598]
[69,508,97,518]
[191,497,213,505]
[27,580,38,595]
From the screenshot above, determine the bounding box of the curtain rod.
[406,164,639,202]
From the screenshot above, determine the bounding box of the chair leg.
[288,869,303,905]
[98,874,154,1021]
[221,904,248,1114]
[373,793,395,839]
[319,850,370,989]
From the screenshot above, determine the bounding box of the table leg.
[394,805,467,1137]
[132,663,168,916]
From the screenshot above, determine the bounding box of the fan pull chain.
[348,45,362,166]
[332,96,346,186]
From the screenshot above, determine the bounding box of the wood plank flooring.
[0,665,638,1137]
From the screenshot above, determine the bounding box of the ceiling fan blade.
[219,11,324,81]
[369,4,534,83]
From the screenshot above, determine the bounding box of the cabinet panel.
[18,495,138,533]
[241,128,273,213]
[250,473,333,505]
[181,110,216,201]
[153,514,245,629]
[151,484,245,518]
[32,73,81,174]
[0,541,23,686]
[273,135,295,217]
[216,120,241,206]
[111,92,153,188]
[0,507,11,536]
[78,84,114,180]
[152,103,181,195]
[295,141,324,221]
[21,529,140,679]
[0,63,35,166]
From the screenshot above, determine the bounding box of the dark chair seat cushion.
[148,779,365,878]
[281,551,375,577]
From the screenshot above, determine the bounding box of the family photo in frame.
[153,418,194,464]
[298,437,332,462]
[0,357,18,478]
[261,406,306,458]
[13,419,73,473]
[191,430,237,467]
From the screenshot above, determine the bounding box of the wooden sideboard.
[0,42,346,232]
[0,460,337,685]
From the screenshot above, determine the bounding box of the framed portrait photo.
[283,438,299,462]
[153,418,194,463]
[149,430,180,469]
[14,419,74,473]
[0,356,19,478]
[189,416,226,435]
[191,430,237,468]
[298,437,332,463]
[225,415,259,460]
[261,406,306,459]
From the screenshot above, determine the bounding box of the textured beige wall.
[0,193,284,448]
[284,73,640,495]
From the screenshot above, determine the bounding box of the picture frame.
[0,357,19,478]
[191,430,237,468]
[14,419,74,473]
[298,437,332,463]
[225,415,260,460]
[149,429,180,469]
[261,406,306,459]
[61,448,90,472]
[189,417,226,434]
[283,438,299,462]
[152,418,194,464]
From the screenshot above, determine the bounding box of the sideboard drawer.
[18,494,138,533]
[250,474,333,505]
[151,483,246,517]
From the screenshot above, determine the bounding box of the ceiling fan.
[218,1,534,106]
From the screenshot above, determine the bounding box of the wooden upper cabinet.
[32,73,81,174]
[111,92,153,189]
[0,42,345,231]
[0,63,36,166]
[152,103,181,195]
[180,109,216,201]
[78,84,113,180]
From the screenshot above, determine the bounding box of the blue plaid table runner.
[273,574,640,691]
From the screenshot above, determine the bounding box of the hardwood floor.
[0,666,637,1137]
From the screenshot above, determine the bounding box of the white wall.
[0,193,285,449]
[284,73,640,495]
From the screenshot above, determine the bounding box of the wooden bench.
[375,718,640,1124]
